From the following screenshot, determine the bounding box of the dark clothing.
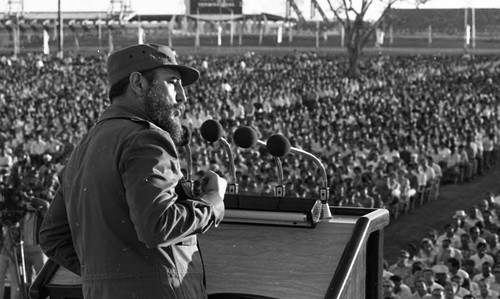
[39,105,224,298]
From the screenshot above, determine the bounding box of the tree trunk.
[347,45,360,78]
[345,18,363,78]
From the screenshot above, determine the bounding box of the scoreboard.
[190,0,243,14]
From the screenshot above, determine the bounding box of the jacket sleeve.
[38,182,82,276]
[120,129,224,249]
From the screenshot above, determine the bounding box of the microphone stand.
[274,157,285,197]
[219,137,238,194]
[289,147,332,219]
[255,140,285,197]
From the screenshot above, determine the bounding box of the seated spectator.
[405,262,426,292]
[416,238,438,267]
[427,228,440,247]
[436,223,462,249]
[463,258,481,283]
[436,239,463,265]
[444,146,462,184]
[450,274,471,298]
[398,169,416,212]
[459,233,476,261]
[389,250,413,282]
[472,279,499,299]
[479,213,499,243]
[390,275,412,299]
[470,241,495,272]
[478,199,499,226]
[410,278,429,299]
[353,186,375,208]
[432,264,450,287]
[383,278,402,299]
[472,261,495,285]
[469,226,487,253]
[485,192,500,217]
[443,281,462,299]
[464,207,483,230]
[451,211,468,237]
[446,257,470,289]
[422,268,445,293]
[488,263,500,294]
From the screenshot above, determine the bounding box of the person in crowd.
[389,250,413,282]
[459,233,476,261]
[465,207,484,231]
[422,268,445,293]
[384,278,402,299]
[390,275,413,299]
[469,227,488,253]
[450,274,471,298]
[431,264,450,289]
[38,44,227,298]
[472,261,495,285]
[470,242,495,272]
[436,238,463,265]
[447,257,471,289]
[472,279,499,299]
[463,258,481,281]
[436,223,462,249]
[416,238,439,267]
[443,281,462,299]
[487,263,500,294]
[411,278,430,299]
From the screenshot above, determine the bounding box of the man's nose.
[176,83,187,104]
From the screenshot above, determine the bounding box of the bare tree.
[327,0,429,77]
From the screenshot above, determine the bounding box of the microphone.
[267,134,332,219]
[179,126,193,194]
[200,119,238,194]
[233,127,288,197]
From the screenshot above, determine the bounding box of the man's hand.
[200,170,227,200]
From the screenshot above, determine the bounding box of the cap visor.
[171,65,200,86]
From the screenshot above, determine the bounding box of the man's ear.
[129,71,148,96]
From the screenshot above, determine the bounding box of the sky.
[2,0,500,19]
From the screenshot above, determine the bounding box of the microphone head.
[200,119,223,143]
[233,126,258,149]
[266,134,291,158]
[178,125,192,147]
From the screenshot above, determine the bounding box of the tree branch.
[361,0,374,15]
[347,0,360,15]
[327,0,347,28]
[359,1,396,48]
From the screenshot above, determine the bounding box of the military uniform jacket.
[39,104,225,298]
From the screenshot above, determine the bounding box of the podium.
[201,206,389,299]
[30,204,389,299]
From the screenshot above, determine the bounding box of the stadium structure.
[0,0,499,55]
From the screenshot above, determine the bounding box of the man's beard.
[144,82,185,146]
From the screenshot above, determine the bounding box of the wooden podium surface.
[33,207,388,299]
[200,207,389,299]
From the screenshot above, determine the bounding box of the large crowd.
[0,49,500,298]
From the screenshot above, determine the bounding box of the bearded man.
[38,44,227,298]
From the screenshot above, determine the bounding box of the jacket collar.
[98,104,152,123]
